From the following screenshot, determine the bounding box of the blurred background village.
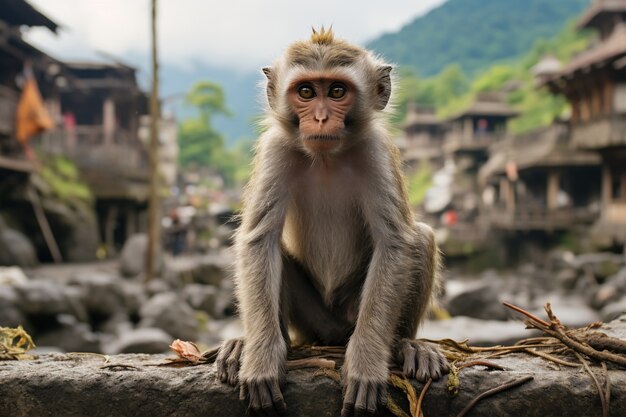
[1,0,625,354]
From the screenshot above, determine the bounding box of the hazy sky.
[25,0,446,71]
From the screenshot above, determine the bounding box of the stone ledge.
[1,316,626,417]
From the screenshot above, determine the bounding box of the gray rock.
[591,267,626,309]
[139,292,198,341]
[2,316,626,417]
[446,281,508,321]
[0,222,38,267]
[0,285,28,328]
[39,198,99,263]
[600,297,626,322]
[69,273,126,317]
[119,281,147,317]
[15,281,87,321]
[35,314,101,353]
[104,328,172,354]
[119,234,162,278]
[184,284,217,316]
[191,254,231,286]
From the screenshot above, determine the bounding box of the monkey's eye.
[297,85,315,100]
[328,84,346,99]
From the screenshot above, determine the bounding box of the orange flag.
[16,76,54,144]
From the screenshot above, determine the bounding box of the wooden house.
[398,104,446,171]
[542,0,626,245]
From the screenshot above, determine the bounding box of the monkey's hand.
[238,340,288,416]
[395,338,450,382]
[341,340,389,417]
[215,338,244,386]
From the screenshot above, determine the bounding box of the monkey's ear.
[374,65,392,111]
[262,67,277,110]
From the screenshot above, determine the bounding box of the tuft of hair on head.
[310,26,334,45]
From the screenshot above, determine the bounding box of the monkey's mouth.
[304,134,340,141]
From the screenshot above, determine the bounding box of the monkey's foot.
[341,377,388,417]
[239,376,287,416]
[215,338,244,386]
[395,338,449,382]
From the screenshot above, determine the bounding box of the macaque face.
[287,75,356,153]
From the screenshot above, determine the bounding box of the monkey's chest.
[282,182,370,300]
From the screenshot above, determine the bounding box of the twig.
[574,352,608,417]
[456,376,533,417]
[457,360,505,371]
[286,358,335,370]
[415,379,432,417]
[523,348,581,368]
[602,362,611,416]
[502,302,550,328]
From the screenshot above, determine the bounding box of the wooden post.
[145,0,160,282]
[547,170,560,211]
[27,186,63,263]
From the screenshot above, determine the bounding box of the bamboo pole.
[145,0,160,282]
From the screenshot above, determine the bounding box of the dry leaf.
[170,339,202,363]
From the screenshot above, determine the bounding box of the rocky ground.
[1,234,625,354]
[1,316,625,417]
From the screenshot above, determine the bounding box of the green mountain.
[367,0,590,77]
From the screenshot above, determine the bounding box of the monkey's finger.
[269,378,287,415]
[353,381,368,416]
[239,382,249,402]
[341,380,357,417]
[415,349,431,382]
[439,354,451,374]
[249,382,263,412]
[216,340,237,382]
[226,341,243,386]
[402,343,417,378]
[365,381,379,415]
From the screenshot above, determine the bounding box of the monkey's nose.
[315,107,328,125]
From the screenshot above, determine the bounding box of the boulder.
[184,284,218,316]
[15,280,87,322]
[591,267,626,309]
[35,314,101,353]
[446,281,508,321]
[104,327,172,354]
[119,234,162,278]
[190,254,231,287]
[0,222,38,267]
[139,292,198,341]
[600,297,626,322]
[0,285,28,328]
[69,273,127,317]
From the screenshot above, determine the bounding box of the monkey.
[215,27,449,416]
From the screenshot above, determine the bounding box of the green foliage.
[39,156,92,202]
[368,0,589,77]
[394,21,591,134]
[406,162,433,207]
[178,81,251,186]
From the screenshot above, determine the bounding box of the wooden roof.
[402,105,442,128]
[544,23,626,85]
[479,124,600,183]
[448,92,519,121]
[0,0,59,32]
[577,0,626,30]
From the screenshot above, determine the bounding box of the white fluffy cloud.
[25,0,445,70]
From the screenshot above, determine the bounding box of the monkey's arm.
[234,138,290,413]
[342,147,430,416]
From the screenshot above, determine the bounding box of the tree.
[177,81,252,186]
[178,81,230,169]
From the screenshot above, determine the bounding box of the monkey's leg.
[394,222,449,382]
